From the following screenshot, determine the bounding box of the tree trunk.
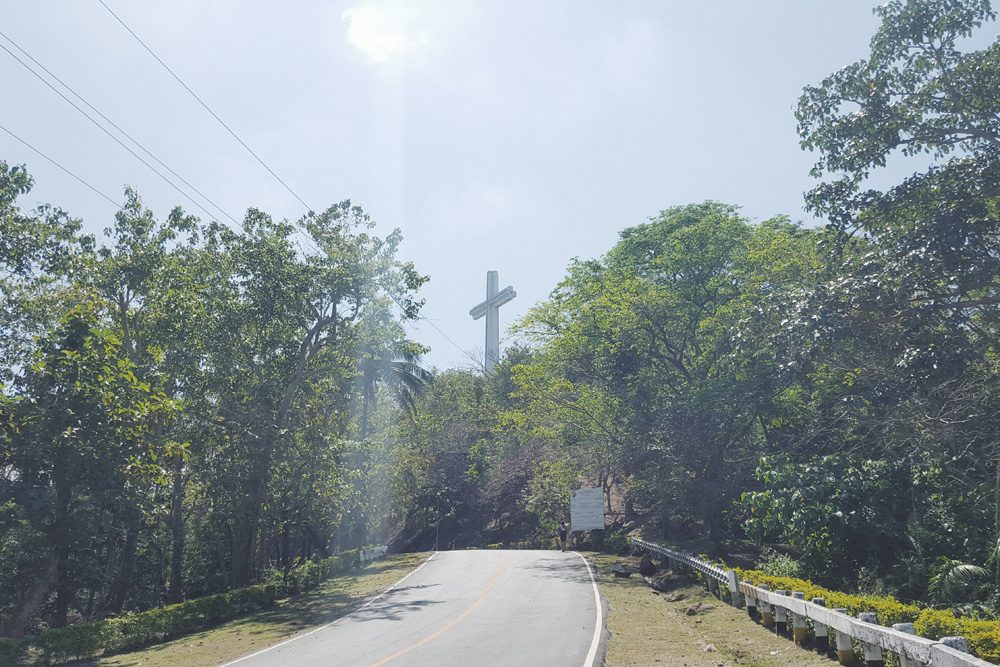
[0,548,58,637]
[52,547,72,628]
[105,509,141,614]
[167,456,186,605]
[231,435,273,588]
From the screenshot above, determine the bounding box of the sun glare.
[343,5,408,63]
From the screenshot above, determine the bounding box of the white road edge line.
[217,552,439,667]
[573,552,603,667]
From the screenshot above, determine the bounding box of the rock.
[704,644,717,652]
[700,604,716,612]
[638,556,657,577]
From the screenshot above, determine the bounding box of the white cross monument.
[469,270,516,373]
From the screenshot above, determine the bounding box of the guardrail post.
[833,608,855,665]
[941,636,969,653]
[744,581,758,619]
[774,590,788,635]
[791,592,807,644]
[891,623,924,667]
[858,612,884,667]
[727,570,742,608]
[812,598,828,653]
[759,584,773,627]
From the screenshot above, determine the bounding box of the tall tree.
[0,306,175,636]
[515,203,824,539]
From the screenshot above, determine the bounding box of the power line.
[384,289,471,359]
[95,2,468,362]
[0,38,225,225]
[0,30,240,227]
[98,0,314,214]
[415,315,473,359]
[0,122,122,209]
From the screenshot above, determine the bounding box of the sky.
[2,1,972,371]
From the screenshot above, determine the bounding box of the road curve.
[220,549,604,667]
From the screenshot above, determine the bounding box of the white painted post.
[891,623,924,667]
[812,598,829,653]
[791,591,807,644]
[859,612,884,667]
[744,581,758,619]
[727,570,742,607]
[833,608,856,665]
[759,584,773,627]
[774,589,788,635]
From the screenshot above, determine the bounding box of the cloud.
[343,4,424,64]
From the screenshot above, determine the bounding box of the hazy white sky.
[2,1,964,370]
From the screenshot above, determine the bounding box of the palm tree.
[356,333,432,440]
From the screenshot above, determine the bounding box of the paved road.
[220,550,604,667]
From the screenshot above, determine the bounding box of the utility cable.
[385,289,472,360]
[0,30,240,227]
[98,0,314,214]
[0,39,224,225]
[98,1,468,362]
[0,122,122,209]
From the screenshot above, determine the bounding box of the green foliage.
[601,531,631,556]
[522,460,576,531]
[741,454,986,591]
[754,550,804,579]
[0,162,421,636]
[0,552,359,665]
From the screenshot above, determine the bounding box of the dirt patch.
[589,553,833,667]
[83,553,430,667]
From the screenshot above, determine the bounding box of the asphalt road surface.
[220,550,604,667]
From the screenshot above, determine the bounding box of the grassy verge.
[589,553,833,667]
[82,553,429,667]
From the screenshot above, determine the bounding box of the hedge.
[718,566,1000,663]
[0,549,360,666]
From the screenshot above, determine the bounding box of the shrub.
[0,637,26,665]
[5,550,363,665]
[602,532,631,555]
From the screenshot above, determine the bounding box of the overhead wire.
[93,1,332,260]
[97,0,314,215]
[0,29,240,227]
[0,38,225,226]
[95,3,472,363]
[0,122,122,209]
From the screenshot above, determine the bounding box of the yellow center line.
[370,554,507,667]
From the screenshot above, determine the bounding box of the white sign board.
[570,488,605,531]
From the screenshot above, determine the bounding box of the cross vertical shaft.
[469,270,516,373]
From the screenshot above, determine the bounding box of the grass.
[81,552,429,667]
[589,553,835,667]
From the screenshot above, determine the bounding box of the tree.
[514,203,824,539]
[792,0,1000,493]
[797,0,1000,344]
[0,305,176,636]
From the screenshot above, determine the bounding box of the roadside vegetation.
[89,553,423,667]
[5,0,1000,661]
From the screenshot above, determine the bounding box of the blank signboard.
[570,488,605,531]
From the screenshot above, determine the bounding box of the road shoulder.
[588,553,832,667]
[85,553,430,667]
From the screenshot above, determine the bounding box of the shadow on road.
[350,584,444,622]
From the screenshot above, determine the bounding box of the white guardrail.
[629,537,994,667]
[359,545,388,563]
